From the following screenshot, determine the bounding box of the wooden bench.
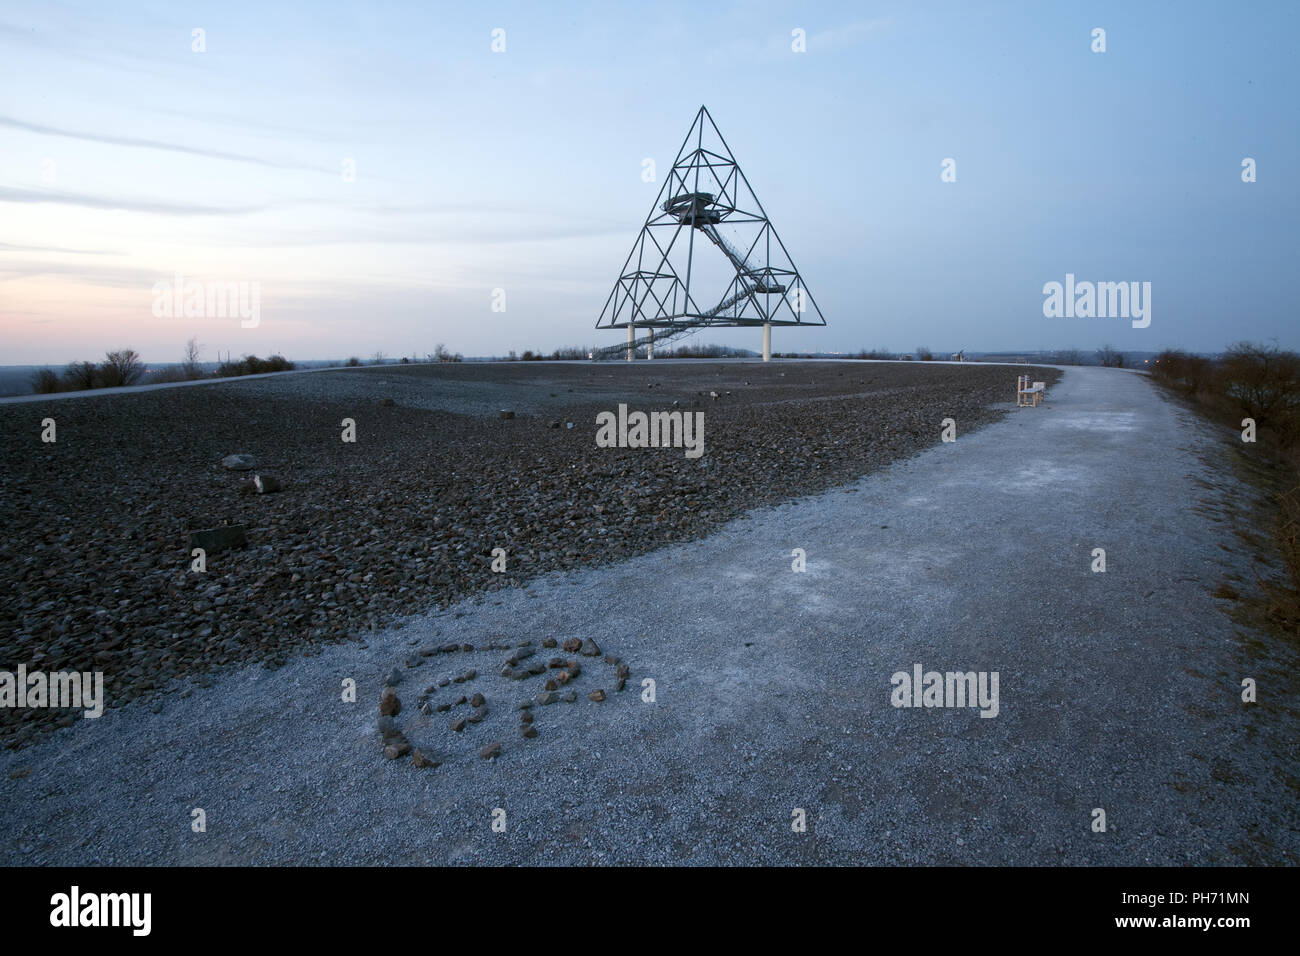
[1017,375,1046,407]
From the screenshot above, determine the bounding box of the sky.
[0,0,1296,365]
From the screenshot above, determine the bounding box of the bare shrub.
[62,361,99,391]
[30,368,62,393]
[99,349,144,387]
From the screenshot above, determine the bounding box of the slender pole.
[627,324,634,362]
[763,323,771,362]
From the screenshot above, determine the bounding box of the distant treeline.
[29,340,295,393]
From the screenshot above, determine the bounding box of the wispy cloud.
[0,186,275,216]
[0,240,123,255]
[0,115,336,173]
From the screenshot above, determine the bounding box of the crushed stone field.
[0,360,1051,749]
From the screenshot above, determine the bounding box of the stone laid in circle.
[617,678,627,692]
[469,693,485,708]
[379,687,401,716]
[460,643,473,652]
[560,690,577,703]
[562,638,582,653]
[520,725,537,738]
[548,657,567,669]
[506,647,534,666]
[438,677,450,687]
[480,742,502,759]
[589,689,606,702]
[526,662,546,675]
[566,662,581,678]
[383,668,403,687]
[544,678,558,692]
[542,638,558,649]
[555,671,570,686]
[520,711,534,724]
[412,749,439,768]
[603,655,622,667]
[419,701,433,716]
[384,736,411,760]
[222,454,257,471]
[455,695,467,706]
[453,670,476,683]
[517,700,534,710]
[616,663,630,679]
[579,639,601,657]
[435,701,452,712]
[467,706,487,724]
[537,691,559,705]
[440,642,459,653]
[451,717,467,732]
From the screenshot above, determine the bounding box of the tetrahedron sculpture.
[596,106,825,359]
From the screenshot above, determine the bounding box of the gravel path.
[2,364,1295,865]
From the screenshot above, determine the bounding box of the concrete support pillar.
[627,324,634,362]
[647,328,654,360]
[762,323,772,362]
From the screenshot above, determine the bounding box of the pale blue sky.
[1,0,1296,364]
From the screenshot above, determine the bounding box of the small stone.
[252,473,282,494]
[419,645,439,657]
[617,678,627,692]
[384,737,411,760]
[538,691,559,705]
[383,668,403,686]
[566,661,581,678]
[438,677,450,687]
[435,701,452,712]
[516,639,532,647]
[542,638,558,648]
[455,695,467,706]
[451,717,467,732]
[480,742,502,759]
[520,711,534,724]
[460,643,473,652]
[467,707,487,724]
[453,670,476,683]
[521,725,537,738]
[222,453,257,471]
[561,690,577,703]
[517,700,534,710]
[562,637,582,653]
[589,689,606,702]
[603,654,621,666]
[616,663,630,679]
[579,639,600,657]
[379,687,401,716]
[412,749,439,768]
[419,701,433,716]
[470,693,485,708]
[499,410,514,420]
[548,657,567,669]
[555,671,570,685]
[507,647,535,666]
[544,678,558,692]
[440,642,459,653]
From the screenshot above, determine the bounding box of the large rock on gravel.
[222,454,257,470]
[188,525,247,553]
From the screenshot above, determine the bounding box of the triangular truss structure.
[596,106,825,352]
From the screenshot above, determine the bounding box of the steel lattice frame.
[596,106,827,339]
